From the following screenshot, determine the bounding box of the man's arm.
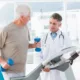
[0,30,7,49]
[0,30,10,69]
[28,42,37,48]
[28,44,35,48]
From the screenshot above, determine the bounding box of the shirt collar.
[49,30,61,35]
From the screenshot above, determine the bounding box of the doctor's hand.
[42,67,50,72]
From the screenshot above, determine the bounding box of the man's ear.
[59,23,62,27]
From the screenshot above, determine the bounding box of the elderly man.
[0,4,37,80]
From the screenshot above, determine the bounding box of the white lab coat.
[40,30,72,80]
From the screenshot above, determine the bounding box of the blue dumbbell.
[0,58,14,72]
[34,37,41,52]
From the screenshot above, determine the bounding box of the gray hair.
[16,4,31,17]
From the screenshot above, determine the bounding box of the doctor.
[40,13,72,80]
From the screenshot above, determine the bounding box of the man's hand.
[42,67,50,72]
[34,41,41,48]
[0,57,10,69]
[2,62,10,69]
[29,42,41,48]
[1,61,10,69]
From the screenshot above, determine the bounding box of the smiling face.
[49,18,62,33]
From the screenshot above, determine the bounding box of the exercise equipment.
[34,37,41,52]
[0,58,14,80]
[11,46,80,80]
[0,58,14,72]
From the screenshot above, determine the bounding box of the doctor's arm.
[64,33,72,47]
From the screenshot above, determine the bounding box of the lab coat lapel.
[48,32,62,58]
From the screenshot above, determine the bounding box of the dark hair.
[50,13,62,22]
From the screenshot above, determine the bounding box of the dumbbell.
[0,58,14,72]
[34,37,41,52]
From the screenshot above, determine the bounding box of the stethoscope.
[44,31,64,46]
[59,31,64,46]
[59,31,64,40]
[41,31,64,59]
